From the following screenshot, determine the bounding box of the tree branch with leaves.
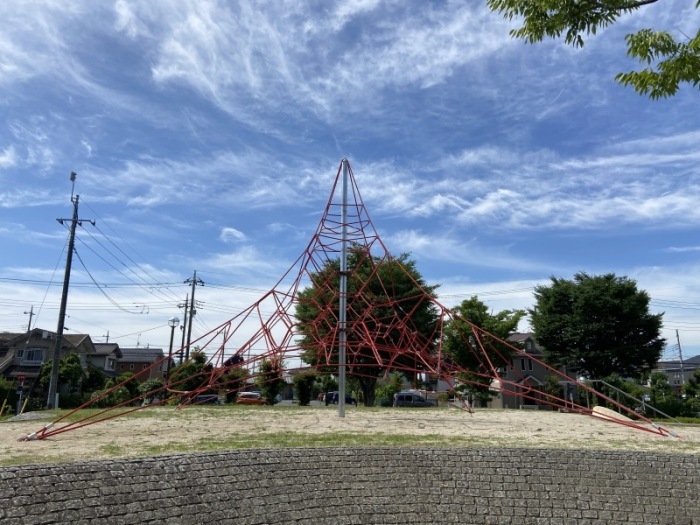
[487,0,700,98]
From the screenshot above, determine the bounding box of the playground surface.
[2,407,698,466]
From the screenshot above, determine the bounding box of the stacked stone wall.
[0,447,697,524]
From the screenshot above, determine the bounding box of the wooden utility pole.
[24,306,34,332]
[46,173,94,409]
[184,271,204,361]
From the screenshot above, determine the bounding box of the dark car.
[393,392,435,407]
[195,394,222,405]
[327,391,358,406]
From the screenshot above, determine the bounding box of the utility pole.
[676,330,686,385]
[184,271,204,361]
[24,306,34,332]
[178,294,189,364]
[47,172,94,409]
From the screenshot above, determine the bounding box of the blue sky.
[1,1,699,361]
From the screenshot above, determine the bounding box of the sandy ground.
[1,406,699,466]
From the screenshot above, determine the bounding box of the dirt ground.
[2,406,699,466]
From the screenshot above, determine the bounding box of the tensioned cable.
[81,198,185,304]
[77,222,185,305]
[72,248,144,314]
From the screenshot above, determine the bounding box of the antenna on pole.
[70,171,77,203]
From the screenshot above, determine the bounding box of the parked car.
[393,392,435,407]
[236,392,266,405]
[327,391,358,405]
[195,394,222,405]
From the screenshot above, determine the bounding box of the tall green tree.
[487,0,700,99]
[296,248,439,407]
[292,370,317,406]
[530,273,664,379]
[256,358,284,405]
[443,296,526,403]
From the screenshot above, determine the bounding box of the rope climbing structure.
[20,159,679,441]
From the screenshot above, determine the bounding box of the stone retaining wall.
[0,448,697,524]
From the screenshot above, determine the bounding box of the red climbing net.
[21,159,679,441]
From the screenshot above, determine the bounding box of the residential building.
[116,347,167,381]
[654,355,700,393]
[487,333,569,410]
[89,343,122,378]
[0,329,95,388]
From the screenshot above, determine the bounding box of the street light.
[166,316,180,379]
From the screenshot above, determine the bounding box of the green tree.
[0,377,18,415]
[296,248,440,407]
[82,366,106,393]
[114,371,141,401]
[138,378,165,404]
[256,358,284,405]
[220,366,250,403]
[487,0,700,99]
[39,353,85,393]
[90,379,131,408]
[683,368,700,398]
[648,371,683,416]
[531,273,664,380]
[374,372,406,406]
[443,296,526,403]
[292,370,317,406]
[168,351,213,395]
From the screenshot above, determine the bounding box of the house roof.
[118,347,164,363]
[93,343,122,358]
[508,332,536,344]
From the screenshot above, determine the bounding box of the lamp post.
[166,316,180,379]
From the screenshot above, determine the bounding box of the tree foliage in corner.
[530,273,664,379]
[487,0,700,98]
[296,248,440,407]
[443,296,526,403]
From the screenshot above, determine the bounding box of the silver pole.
[338,159,349,417]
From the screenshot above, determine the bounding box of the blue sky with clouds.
[1,1,699,360]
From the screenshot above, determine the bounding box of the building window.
[16,347,24,358]
[528,359,533,371]
[142,364,147,370]
[130,364,134,370]
[24,348,43,363]
[520,358,526,371]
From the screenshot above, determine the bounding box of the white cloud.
[220,227,246,243]
[0,146,16,168]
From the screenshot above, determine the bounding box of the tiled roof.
[93,343,122,358]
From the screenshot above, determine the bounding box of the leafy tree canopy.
[530,272,664,379]
[39,353,85,393]
[444,296,526,401]
[256,358,284,405]
[296,248,440,406]
[487,0,700,98]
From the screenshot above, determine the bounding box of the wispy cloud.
[220,227,246,243]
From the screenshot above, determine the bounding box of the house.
[116,347,167,381]
[0,329,95,388]
[89,343,122,378]
[487,333,570,410]
[654,355,700,393]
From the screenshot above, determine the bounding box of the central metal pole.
[338,159,349,417]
